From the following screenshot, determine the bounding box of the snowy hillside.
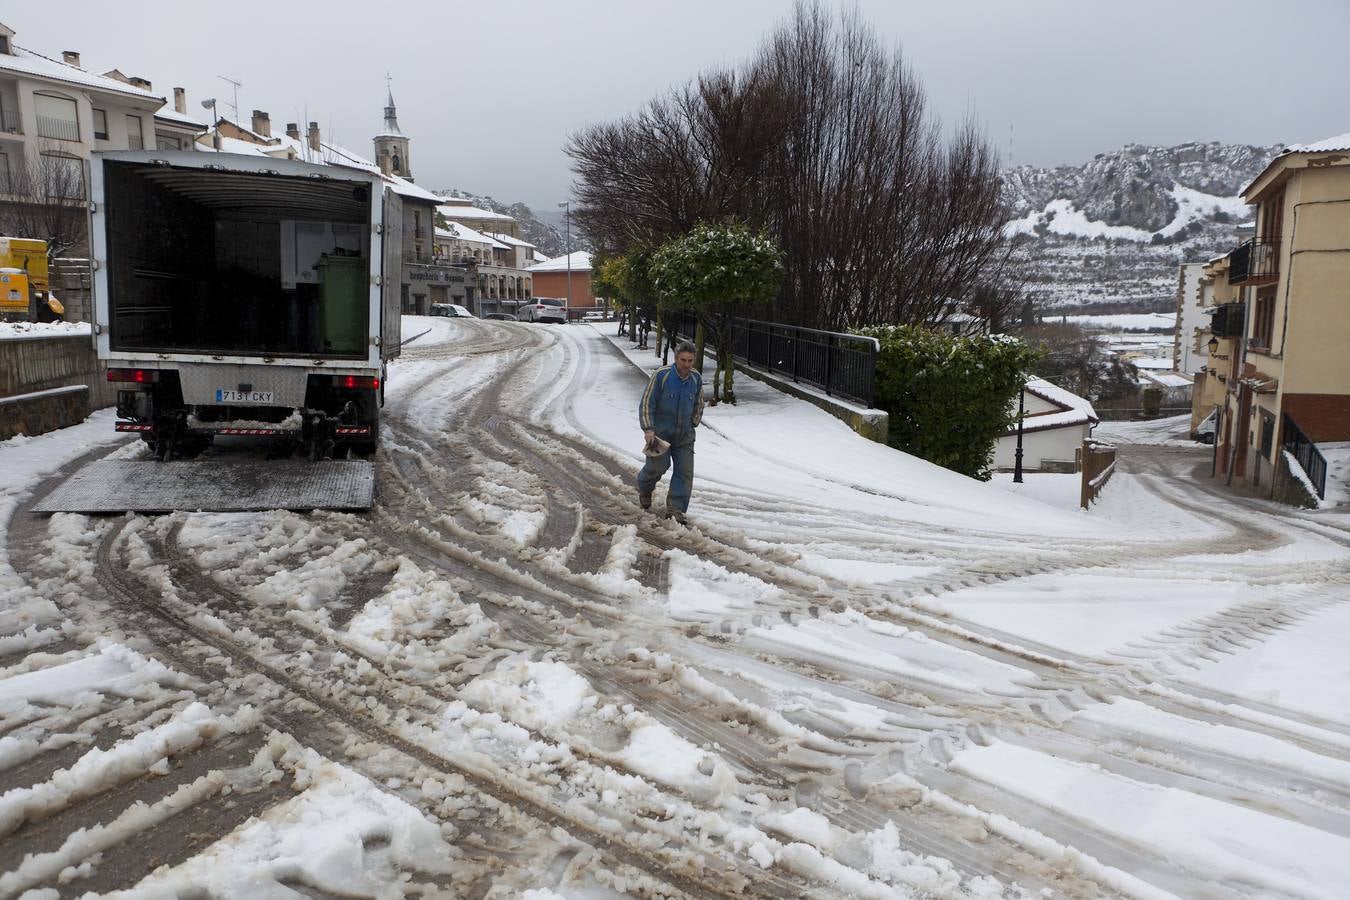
[1005,141,1280,313]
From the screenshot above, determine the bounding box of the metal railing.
[1229,237,1280,284]
[1282,414,1327,499]
[0,108,19,134]
[36,114,79,142]
[675,314,878,407]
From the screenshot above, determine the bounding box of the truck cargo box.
[92,152,401,364]
[88,152,403,465]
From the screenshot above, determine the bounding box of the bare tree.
[567,1,1014,333]
[0,142,88,259]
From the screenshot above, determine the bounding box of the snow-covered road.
[2,316,1349,898]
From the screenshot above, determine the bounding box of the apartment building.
[0,24,170,220]
[1211,132,1350,502]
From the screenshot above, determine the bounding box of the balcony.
[1209,302,1246,338]
[0,108,19,134]
[1228,237,1279,284]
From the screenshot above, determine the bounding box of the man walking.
[637,342,704,523]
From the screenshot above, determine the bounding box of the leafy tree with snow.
[650,222,783,403]
[857,325,1041,479]
[592,255,629,332]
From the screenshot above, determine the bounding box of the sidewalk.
[567,323,1103,537]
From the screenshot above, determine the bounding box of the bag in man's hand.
[643,434,671,458]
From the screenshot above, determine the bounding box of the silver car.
[518,298,567,324]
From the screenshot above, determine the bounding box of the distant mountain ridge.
[1004,141,1280,233]
[1003,141,1284,313]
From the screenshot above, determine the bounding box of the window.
[1260,190,1284,241]
[156,135,181,151]
[34,92,79,141]
[40,152,84,198]
[1252,288,1276,350]
[93,108,108,140]
[0,150,10,193]
[125,114,143,149]
[1259,411,1276,460]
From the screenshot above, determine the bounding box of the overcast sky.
[14,1,1349,213]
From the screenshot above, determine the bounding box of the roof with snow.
[3,46,163,104]
[529,251,591,273]
[1142,371,1194,389]
[1127,356,1176,371]
[198,123,441,203]
[1280,132,1350,156]
[1007,377,1098,436]
[154,106,207,129]
[1243,130,1350,198]
[485,232,537,249]
[438,204,516,223]
[437,222,509,250]
[437,222,494,244]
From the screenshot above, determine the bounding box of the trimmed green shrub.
[651,222,783,403]
[856,325,1041,480]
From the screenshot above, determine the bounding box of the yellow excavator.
[0,237,64,323]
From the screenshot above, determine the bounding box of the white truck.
[90,150,403,462]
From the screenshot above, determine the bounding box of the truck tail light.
[336,375,380,390]
[106,368,160,384]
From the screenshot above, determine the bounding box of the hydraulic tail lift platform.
[33,459,376,514]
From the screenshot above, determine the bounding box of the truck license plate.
[216,389,274,404]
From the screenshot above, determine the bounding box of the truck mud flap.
[33,460,375,514]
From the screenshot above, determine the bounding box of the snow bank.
[115,742,458,897]
[0,321,91,340]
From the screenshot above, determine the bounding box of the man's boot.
[638,491,652,510]
[664,506,687,525]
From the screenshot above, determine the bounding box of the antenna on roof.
[217,75,242,121]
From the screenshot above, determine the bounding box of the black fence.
[1228,237,1280,284]
[1282,414,1327,500]
[674,314,877,407]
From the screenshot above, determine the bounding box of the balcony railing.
[1229,237,1279,284]
[0,108,19,134]
[36,114,79,142]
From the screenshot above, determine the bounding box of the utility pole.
[559,200,572,311]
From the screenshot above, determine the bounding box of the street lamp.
[1207,335,1219,355]
[1013,381,1026,483]
[200,98,220,150]
[558,200,572,311]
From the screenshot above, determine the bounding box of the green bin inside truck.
[317,254,367,356]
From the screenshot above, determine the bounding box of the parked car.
[517,297,567,324]
[1195,409,1217,445]
[482,312,516,321]
[430,303,474,318]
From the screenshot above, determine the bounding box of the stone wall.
[0,334,113,440]
[0,385,90,440]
